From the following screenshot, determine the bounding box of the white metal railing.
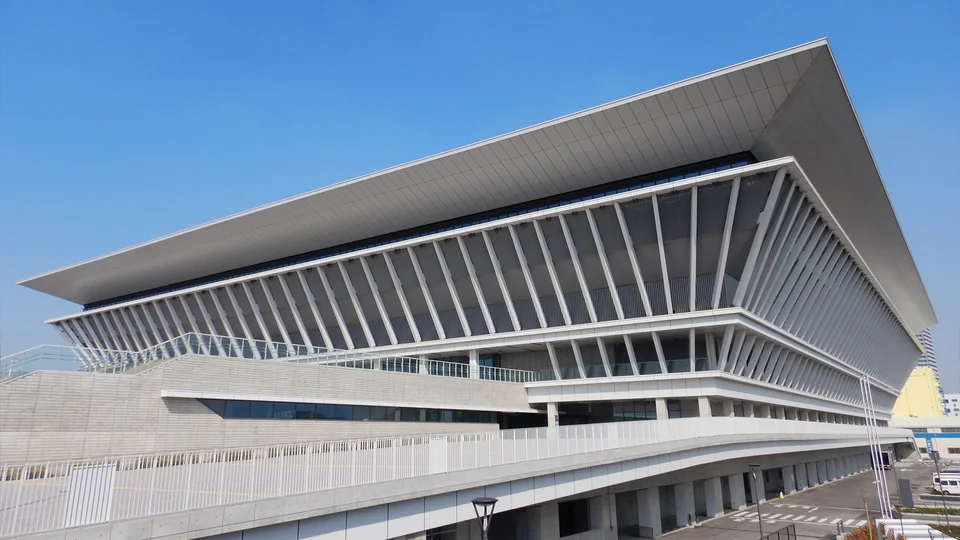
[0,333,539,384]
[0,418,907,537]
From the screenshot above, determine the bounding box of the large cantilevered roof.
[20,39,936,333]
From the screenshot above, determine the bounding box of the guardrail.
[0,418,906,537]
[0,333,539,384]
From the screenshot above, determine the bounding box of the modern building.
[917,329,939,375]
[0,39,935,540]
[892,367,944,418]
[890,416,960,460]
[944,393,960,417]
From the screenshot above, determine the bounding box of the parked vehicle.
[932,472,960,495]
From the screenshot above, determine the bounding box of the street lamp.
[472,497,498,540]
[749,464,763,539]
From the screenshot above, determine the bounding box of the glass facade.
[199,399,498,424]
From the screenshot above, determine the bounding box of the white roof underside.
[20,39,936,333]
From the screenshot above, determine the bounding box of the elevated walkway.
[0,417,912,539]
[0,332,538,384]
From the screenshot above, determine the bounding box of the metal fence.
[0,333,540,384]
[0,418,891,537]
[762,523,797,540]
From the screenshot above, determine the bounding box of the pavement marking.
[792,515,806,521]
[733,511,749,517]
[817,517,828,523]
[788,504,797,508]
[856,520,867,527]
[809,506,819,512]
[844,519,856,525]
[831,518,842,524]
[781,514,794,520]
[804,516,819,522]
[768,513,782,519]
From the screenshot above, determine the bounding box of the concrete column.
[698,397,712,418]
[727,473,747,509]
[676,481,695,526]
[469,349,480,379]
[746,470,762,504]
[547,402,559,430]
[828,458,838,480]
[722,399,735,417]
[794,464,808,490]
[746,403,756,418]
[539,501,560,540]
[781,465,796,494]
[705,477,724,518]
[817,460,828,483]
[656,398,668,420]
[806,462,819,485]
[774,406,785,419]
[759,405,771,418]
[601,492,618,539]
[638,488,662,536]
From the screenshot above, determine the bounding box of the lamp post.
[471,497,498,540]
[749,464,764,539]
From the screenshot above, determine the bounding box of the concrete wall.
[0,355,533,462]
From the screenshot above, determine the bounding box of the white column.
[705,477,724,518]
[599,492,618,540]
[826,458,836,481]
[547,402,559,430]
[676,481,695,526]
[745,403,756,418]
[698,397,712,418]
[418,355,429,374]
[656,398,669,420]
[781,466,796,494]
[637,488,662,536]
[722,399,735,417]
[817,460,828,483]
[727,473,746,510]
[469,349,480,380]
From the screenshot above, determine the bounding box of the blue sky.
[1,1,957,388]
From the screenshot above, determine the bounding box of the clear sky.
[1,1,957,388]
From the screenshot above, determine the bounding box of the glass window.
[273,402,296,419]
[200,399,226,417]
[225,400,250,418]
[949,448,960,455]
[370,407,387,422]
[333,405,353,420]
[295,403,316,420]
[354,406,371,421]
[401,408,420,422]
[442,410,453,423]
[315,404,335,419]
[249,401,273,419]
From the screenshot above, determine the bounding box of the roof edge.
[19,39,830,289]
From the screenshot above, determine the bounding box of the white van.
[932,472,960,495]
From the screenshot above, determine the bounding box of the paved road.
[664,462,940,539]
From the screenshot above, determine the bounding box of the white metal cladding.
[0,417,904,537]
[20,41,934,341]
[49,160,917,405]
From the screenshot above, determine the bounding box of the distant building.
[917,328,939,379]
[944,393,960,417]
[893,367,944,418]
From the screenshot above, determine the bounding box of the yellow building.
[892,367,944,418]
